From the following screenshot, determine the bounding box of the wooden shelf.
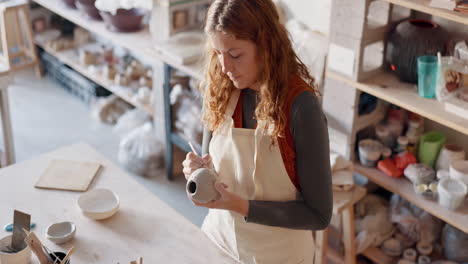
[32,0,203,80]
[355,164,468,234]
[327,70,468,136]
[361,247,397,264]
[383,0,468,26]
[36,40,154,116]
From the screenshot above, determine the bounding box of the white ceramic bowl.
[46,221,76,244]
[78,189,120,220]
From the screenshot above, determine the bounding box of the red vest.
[232,75,313,190]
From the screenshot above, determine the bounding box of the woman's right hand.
[182,153,213,180]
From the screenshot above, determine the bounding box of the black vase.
[385,19,446,83]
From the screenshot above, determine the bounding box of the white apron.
[202,89,315,264]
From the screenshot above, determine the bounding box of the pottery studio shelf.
[32,0,203,80]
[327,70,468,136]
[383,0,468,26]
[35,39,154,116]
[355,163,468,234]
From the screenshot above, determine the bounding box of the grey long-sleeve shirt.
[203,88,332,230]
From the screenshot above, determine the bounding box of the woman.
[182,0,332,263]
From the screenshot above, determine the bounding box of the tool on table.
[59,246,74,264]
[12,210,30,251]
[23,229,53,264]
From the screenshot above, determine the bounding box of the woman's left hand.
[193,182,249,217]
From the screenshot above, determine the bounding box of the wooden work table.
[0,143,236,263]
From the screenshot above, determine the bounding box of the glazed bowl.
[78,189,120,220]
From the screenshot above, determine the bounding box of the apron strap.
[224,89,241,119]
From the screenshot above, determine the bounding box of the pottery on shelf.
[76,0,102,20]
[186,168,220,204]
[403,248,417,262]
[436,144,465,171]
[449,160,468,186]
[78,188,120,220]
[381,238,402,257]
[62,0,76,8]
[386,19,447,83]
[46,221,76,244]
[100,8,148,33]
[358,139,383,167]
[437,177,467,210]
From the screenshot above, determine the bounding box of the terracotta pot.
[62,0,76,8]
[76,0,102,20]
[100,8,148,33]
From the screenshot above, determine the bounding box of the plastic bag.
[113,108,152,138]
[170,84,203,145]
[442,224,468,262]
[390,194,443,244]
[118,122,164,177]
[436,56,468,102]
[354,194,395,253]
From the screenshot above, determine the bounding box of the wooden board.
[332,185,367,215]
[327,70,468,136]
[355,163,468,234]
[34,159,101,191]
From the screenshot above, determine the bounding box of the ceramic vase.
[186,168,220,204]
[386,19,447,83]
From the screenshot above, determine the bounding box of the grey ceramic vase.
[186,168,220,204]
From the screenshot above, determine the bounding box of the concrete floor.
[2,69,208,226]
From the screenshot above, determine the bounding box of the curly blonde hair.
[202,0,318,140]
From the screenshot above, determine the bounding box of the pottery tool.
[188,141,199,156]
[23,230,52,264]
[12,210,30,251]
[59,246,75,264]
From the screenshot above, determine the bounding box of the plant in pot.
[76,0,102,20]
[95,0,152,33]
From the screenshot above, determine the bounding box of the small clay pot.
[114,73,130,86]
[100,8,148,33]
[76,0,102,20]
[186,168,220,204]
[62,0,76,8]
[103,65,116,80]
[358,139,383,167]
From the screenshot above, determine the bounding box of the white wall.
[280,0,332,34]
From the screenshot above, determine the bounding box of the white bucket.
[0,235,32,264]
[438,177,467,210]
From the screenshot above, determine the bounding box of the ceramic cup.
[450,160,468,186]
[0,235,32,264]
[418,131,446,168]
[358,139,383,167]
[417,255,431,264]
[186,168,220,204]
[381,238,402,257]
[436,144,465,171]
[438,176,467,210]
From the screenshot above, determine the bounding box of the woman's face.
[209,32,260,90]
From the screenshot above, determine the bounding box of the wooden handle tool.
[23,230,51,264]
[59,246,75,264]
